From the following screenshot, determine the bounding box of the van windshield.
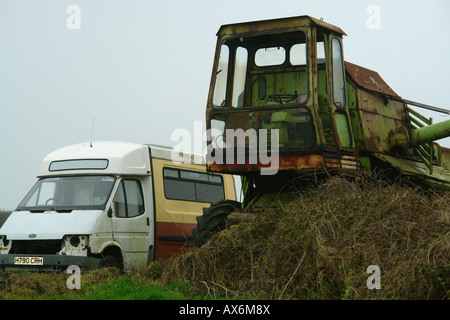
[16,176,116,212]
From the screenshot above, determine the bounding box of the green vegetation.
[0,268,197,300]
[0,175,448,300]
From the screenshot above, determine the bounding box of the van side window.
[163,168,225,203]
[113,179,145,218]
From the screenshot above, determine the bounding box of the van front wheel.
[99,255,121,270]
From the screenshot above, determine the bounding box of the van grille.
[10,240,62,255]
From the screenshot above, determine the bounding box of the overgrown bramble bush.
[160,174,450,300]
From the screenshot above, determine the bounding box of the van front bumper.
[0,254,101,271]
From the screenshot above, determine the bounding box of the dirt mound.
[159,175,450,299]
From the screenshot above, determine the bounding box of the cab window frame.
[211,30,309,109]
[331,37,347,109]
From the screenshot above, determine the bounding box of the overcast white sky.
[1,0,449,210]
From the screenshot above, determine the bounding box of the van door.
[111,177,151,267]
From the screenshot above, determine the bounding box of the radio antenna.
[90,118,95,147]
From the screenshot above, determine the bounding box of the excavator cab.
[206,16,355,176]
[205,16,450,204]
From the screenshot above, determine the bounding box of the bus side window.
[163,168,225,203]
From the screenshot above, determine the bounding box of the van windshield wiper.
[55,208,73,213]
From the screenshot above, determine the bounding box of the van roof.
[37,141,205,177]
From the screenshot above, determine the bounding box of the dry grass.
[159,174,450,300]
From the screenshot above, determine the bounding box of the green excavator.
[192,16,450,246]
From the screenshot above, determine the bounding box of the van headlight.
[59,235,89,256]
[0,235,12,254]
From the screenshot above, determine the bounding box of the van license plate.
[14,256,44,265]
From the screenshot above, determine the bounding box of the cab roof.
[217,15,346,38]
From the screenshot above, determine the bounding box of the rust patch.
[345,61,399,98]
[207,153,343,173]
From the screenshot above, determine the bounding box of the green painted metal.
[410,119,450,147]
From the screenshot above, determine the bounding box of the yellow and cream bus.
[0,141,236,271]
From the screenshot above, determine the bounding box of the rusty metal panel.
[345,61,399,98]
[346,62,410,154]
[356,89,408,154]
[207,153,358,173]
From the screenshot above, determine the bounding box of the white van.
[0,141,236,271]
